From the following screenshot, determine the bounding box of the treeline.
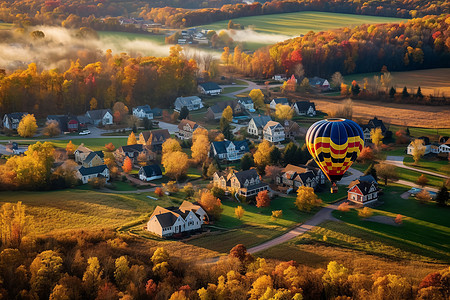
[0,47,197,116]
[0,224,448,300]
[226,14,450,78]
[140,0,449,28]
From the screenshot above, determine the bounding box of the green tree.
[220,117,232,140]
[389,86,396,98]
[416,86,423,98]
[436,186,449,207]
[269,146,282,165]
[240,153,255,171]
[283,142,298,165]
[30,250,64,299]
[402,86,409,98]
[364,163,378,181]
[114,256,130,290]
[179,106,189,120]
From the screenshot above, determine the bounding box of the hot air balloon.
[306,118,364,193]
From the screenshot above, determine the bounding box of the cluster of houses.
[407,136,450,157]
[174,28,209,45]
[272,75,331,92]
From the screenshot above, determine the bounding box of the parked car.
[79,130,91,135]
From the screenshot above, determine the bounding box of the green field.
[260,185,450,263]
[403,156,450,176]
[394,166,446,188]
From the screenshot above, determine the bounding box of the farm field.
[313,97,450,128]
[0,22,13,30]
[344,68,450,96]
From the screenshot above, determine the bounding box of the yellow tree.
[162,138,182,156]
[275,104,293,120]
[295,186,322,212]
[0,201,30,247]
[17,114,38,137]
[221,47,230,65]
[411,139,426,164]
[162,151,189,180]
[254,140,272,170]
[193,127,209,143]
[127,132,137,145]
[90,97,98,110]
[222,106,233,123]
[249,89,265,110]
[66,141,76,156]
[191,134,210,164]
[235,206,245,219]
[370,128,384,147]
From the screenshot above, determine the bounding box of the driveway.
[385,155,449,179]
[157,121,178,134]
[337,167,364,186]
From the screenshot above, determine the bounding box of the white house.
[209,140,250,161]
[247,115,272,138]
[439,142,450,154]
[77,165,110,184]
[2,112,28,130]
[309,77,330,91]
[292,101,316,116]
[85,109,113,126]
[272,74,287,81]
[133,105,153,120]
[269,98,289,110]
[198,82,222,95]
[348,181,379,205]
[263,121,285,143]
[146,201,208,237]
[407,137,431,155]
[174,96,203,112]
[237,97,254,111]
[138,165,163,181]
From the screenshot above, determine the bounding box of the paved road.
[338,167,364,186]
[248,201,342,254]
[385,155,449,179]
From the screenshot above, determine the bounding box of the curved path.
[385,155,449,179]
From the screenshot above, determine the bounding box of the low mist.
[220,28,294,44]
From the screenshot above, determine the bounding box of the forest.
[0,44,198,116]
[0,219,448,300]
[225,14,450,78]
[140,0,448,28]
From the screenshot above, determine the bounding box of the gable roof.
[155,213,179,228]
[78,165,108,176]
[119,144,144,153]
[179,200,203,213]
[264,120,282,131]
[4,112,27,123]
[84,151,104,163]
[272,98,289,105]
[209,99,239,114]
[234,169,259,185]
[134,105,152,113]
[140,129,170,143]
[352,181,376,196]
[178,119,199,131]
[199,82,221,91]
[87,109,112,120]
[282,164,308,174]
[237,96,253,104]
[309,76,327,86]
[175,96,201,107]
[250,115,272,129]
[75,144,93,154]
[367,117,387,132]
[140,165,162,177]
[211,140,249,154]
[294,101,315,112]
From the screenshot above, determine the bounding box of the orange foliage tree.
[256,190,271,208]
[122,157,133,173]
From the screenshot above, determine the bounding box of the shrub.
[337,202,351,212]
[358,207,373,218]
[155,187,163,197]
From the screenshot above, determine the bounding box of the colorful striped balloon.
[306,118,364,185]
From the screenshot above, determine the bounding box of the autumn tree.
[162,151,189,180]
[0,201,30,248]
[395,129,409,144]
[66,140,76,156]
[191,134,209,164]
[410,139,426,164]
[254,140,271,172]
[357,147,374,162]
[105,142,115,152]
[198,190,223,220]
[375,162,398,185]
[82,257,103,298]
[43,120,61,137]
[394,214,403,224]
[265,165,282,183]
[222,105,233,122]
[235,205,244,219]
[275,103,293,120]
[271,210,282,221]
[90,97,97,110]
[162,138,182,155]
[295,186,322,212]
[114,256,130,290]
[331,72,344,89]
[358,207,373,218]
[113,102,129,124]
[155,187,164,197]
[416,189,432,204]
[256,190,271,208]
[370,128,384,147]
[417,174,429,187]
[249,275,273,300]
[249,89,265,110]
[338,202,351,212]
[30,250,64,299]
[127,132,137,145]
[17,114,38,137]
[122,157,133,173]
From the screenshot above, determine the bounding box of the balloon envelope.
[306,118,364,183]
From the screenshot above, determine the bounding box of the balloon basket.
[330,182,338,194]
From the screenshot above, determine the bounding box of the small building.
[139,165,163,181]
[82,151,104,168]
[177,119,201,140]
[198,82,222,96]
[174,96,203,112]
[407,136,431,155]
[269,98,289,110]
[292,101,316,116]
[205,100,242,121]
[77,165,110,184]
[263,121,285,143]
[309,76,330,91]
[283,120,304,139]
[247,115,272,138]
[133,105,154,120]
[138,129,171,152]
[213,169,269,198]
[237,96,254,111]
[438,139,450,154]
[146,201,208,237]
[85,109,113,126]
[2,112,27,130]
[74,144,93,163]
[209,140,250,161]
[276,164,325,191]
[272,74,287,81]
[348,181,379,205]
[115,144,155,164]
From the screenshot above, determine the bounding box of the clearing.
[345,68,450,96]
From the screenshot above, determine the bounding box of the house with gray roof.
[132,105,153,120]
[139,165,163,181]
[292,101,316,116]
[198,82,222,95]
[77,165,109,184]
[82,151,104,168]
[309,76,330,91]
[2,112,28,130]
[247,115,272,138]
[174,96,203,112]
[269,98,289,110]
[263,121,285,143]
[205,99,243,121]
[85,109,113,126]
[213,169,269,198]
[209,140,249,161]
[237,97,254,111]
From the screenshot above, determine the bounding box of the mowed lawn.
[403,156,450,176]
[270,185,450,263]
[199,11,407,37]
[0,189,172,235]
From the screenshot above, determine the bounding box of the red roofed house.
[348,181,379,205]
